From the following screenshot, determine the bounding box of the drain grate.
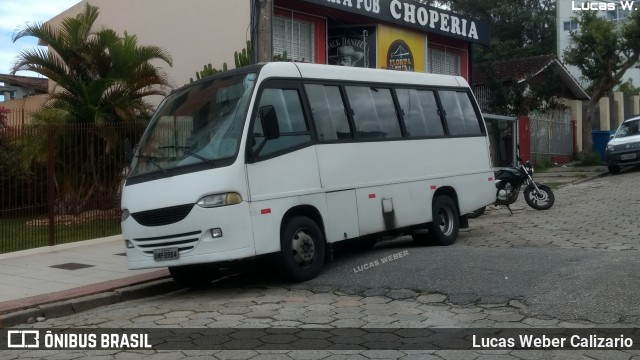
[49,262,95,270]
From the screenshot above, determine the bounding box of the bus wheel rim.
[439,207,454,236]
[292,228,315,266]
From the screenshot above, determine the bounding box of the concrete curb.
[0,278,179,328]
[568,171,609,186]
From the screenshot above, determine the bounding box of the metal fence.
[529,108,573,163]
[0,122,147,253]
[2,108,38,126]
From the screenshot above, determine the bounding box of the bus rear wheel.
[426,195,459,246]
[278,216,325,282]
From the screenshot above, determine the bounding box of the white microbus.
[121,62,495,283]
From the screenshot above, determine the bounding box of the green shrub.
[574,151,603,166]
[534,158,554,172]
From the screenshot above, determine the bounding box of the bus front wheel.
[426,195,459,246]
[278,216,325,282]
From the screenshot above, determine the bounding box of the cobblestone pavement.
[458,169,640,251]
[2,169,640,359]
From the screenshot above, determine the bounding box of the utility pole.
[256,0,273,62]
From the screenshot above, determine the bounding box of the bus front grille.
[132,230,202,255]
[131,204,195,226]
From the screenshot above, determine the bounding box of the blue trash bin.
[592,130,616,161]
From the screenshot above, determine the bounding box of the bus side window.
[457,92,483,135]
[438,90,482,136]
[345,86,401,139]
[251,88,312,158]
[304,84,353,141]
[396,88,444,137]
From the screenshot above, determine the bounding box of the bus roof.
[258,62,468,88]
[175,62,469,97]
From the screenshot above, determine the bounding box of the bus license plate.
[153,247,179,261]
[621,153,637,161]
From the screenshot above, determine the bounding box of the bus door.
[245,82,321,253]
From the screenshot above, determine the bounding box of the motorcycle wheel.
[466,206,486,219]
[524,184,555,210]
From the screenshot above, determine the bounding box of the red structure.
[518,116,531,162]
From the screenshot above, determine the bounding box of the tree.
[10,3,172,213]
[441,0,556,62]
[435,0,559,115]
[617,79,640,95]
[476,59,566,116]
[0,106,17,179]
[0,107,29,183]
[564,10,640,154]
[12,3,173,124]
[0,106,8,128]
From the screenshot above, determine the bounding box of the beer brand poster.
[377,25,425,72]
[328,26,377,68]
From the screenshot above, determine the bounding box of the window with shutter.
[428,48,461,76]
[273,16,314,62]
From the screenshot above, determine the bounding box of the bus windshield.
[129,72,256,177]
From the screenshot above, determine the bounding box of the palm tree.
[12,3,173,123]
[11,3,173,214]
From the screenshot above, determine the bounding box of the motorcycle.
[468,156,555,217]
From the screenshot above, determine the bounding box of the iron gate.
[529,109,573,163]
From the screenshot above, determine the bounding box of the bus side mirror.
[259,105,280,140]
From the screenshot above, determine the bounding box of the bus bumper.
[122,202,255,269]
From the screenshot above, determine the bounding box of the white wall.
[47,0,252,105]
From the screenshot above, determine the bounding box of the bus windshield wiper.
[135,155,166,173]
[158,145,213,163]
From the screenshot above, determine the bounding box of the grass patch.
[534,159,555,172]
[573,151,604,166]
[0,218,121,253]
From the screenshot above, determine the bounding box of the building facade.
[557,0,640,89]
[47,0,489,103]
[0,74,48,125]
[47,0,252,98]
[0,74,47,101]
[266,0,490,82]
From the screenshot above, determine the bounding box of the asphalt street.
[313,242,640,323]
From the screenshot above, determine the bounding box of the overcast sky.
[0,0,81,76]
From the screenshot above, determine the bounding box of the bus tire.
[168,264,218,287]
[278,216,325,282]
[426,195,459,246]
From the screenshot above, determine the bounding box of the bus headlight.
[197,192,243,208]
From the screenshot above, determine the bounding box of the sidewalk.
[532,164,609,187]
[0,236,173,325]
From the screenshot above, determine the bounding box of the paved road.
[3,167,640,359]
